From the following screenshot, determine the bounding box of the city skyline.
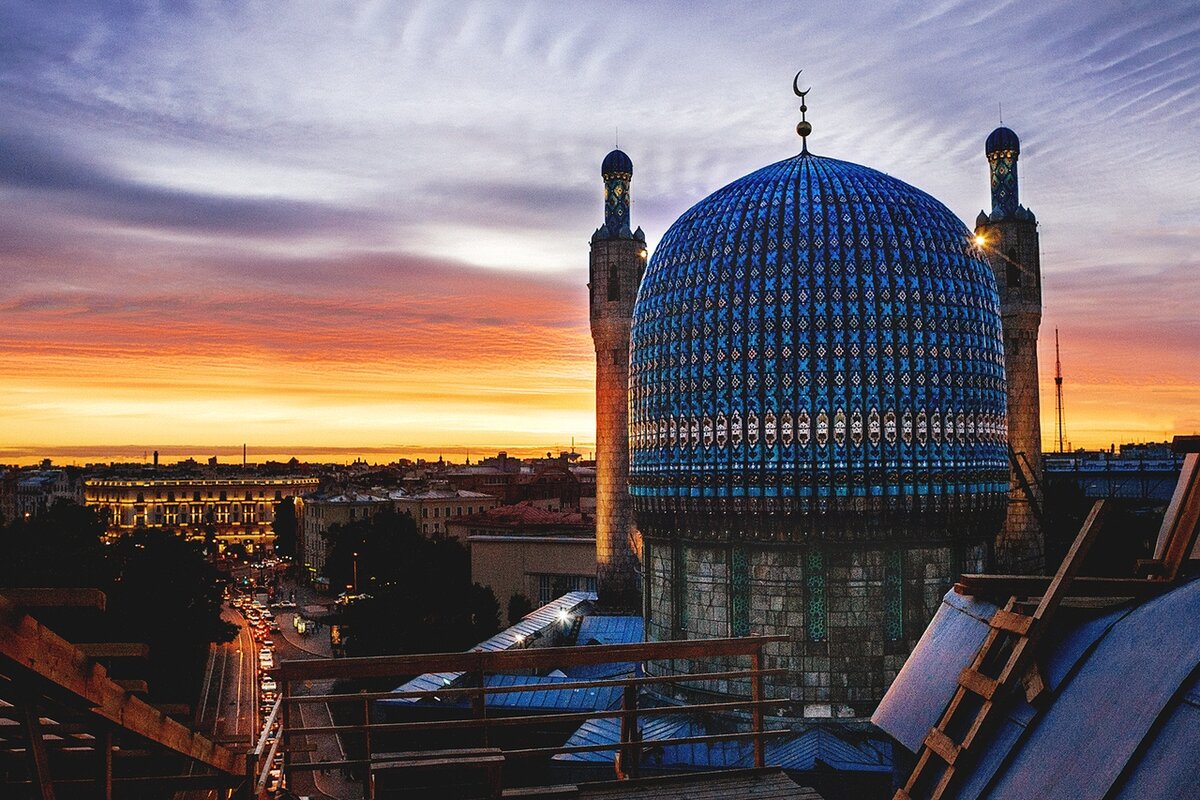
[3,2,1199,460]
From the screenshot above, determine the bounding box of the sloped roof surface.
[384,592,595,704]
[556,714,890,773]
[874,577,1200,799]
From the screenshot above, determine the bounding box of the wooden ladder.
[894,500,1109,800]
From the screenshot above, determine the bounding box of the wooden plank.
[923,728,960,766]
[1022,664,1047,705]
[1152,452,1199,560]
[113,680,148,695]
[957,668,998,700]
[0,589,106,611]
[275,635,789,682]
[988,608,1033,635]
[953,575,1167,600]
[0,594,240,775]
[1156,453,1200,579]
[22,702,57,800]
[373,754,505,771]
[77,644,150,659]
[290,667,787,704]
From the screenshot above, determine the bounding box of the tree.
[0,502,236,703]
[272,497,299,557]
[507,592,534,626]
[323,509,500,655]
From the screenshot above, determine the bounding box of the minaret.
[590,148,646,611]
[974,126,1045,573]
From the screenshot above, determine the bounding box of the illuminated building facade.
[85,476,319,553]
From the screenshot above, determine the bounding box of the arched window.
[607,266,620,301]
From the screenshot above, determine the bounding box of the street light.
[352,551,359,594]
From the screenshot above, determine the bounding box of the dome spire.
[793,70,812,153]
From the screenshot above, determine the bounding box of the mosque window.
[805,549,827,642]
[884,551,904,641]
[730,546,750,637]
[1006,249,1021,287]
[672,540,688,636]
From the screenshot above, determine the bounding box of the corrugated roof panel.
[576,616,643,646]
[384,592,596,705]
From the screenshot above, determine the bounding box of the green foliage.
[507,592,534,626]
[323,508,500,655]
[271,497,299,557]
[0,502,236,702]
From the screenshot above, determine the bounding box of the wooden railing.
[271,635,790,798]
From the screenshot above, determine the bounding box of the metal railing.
[271,635,791,798]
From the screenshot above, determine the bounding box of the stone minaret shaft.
[976,128,1044,573]
[590,150,645,611]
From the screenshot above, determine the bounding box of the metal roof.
[383,592,596,704]
[874,577,1200,799]
[556,713,890,773]
[482,674,623,712]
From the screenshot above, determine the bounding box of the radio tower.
[1055,328,1065,453]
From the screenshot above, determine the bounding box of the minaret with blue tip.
[589,148,645,612]
[975,126,1045,573]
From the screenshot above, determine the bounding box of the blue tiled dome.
[602,148,633,177]
[629,153,1008,541]
[985,126,1020,156]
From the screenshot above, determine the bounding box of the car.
[268,622,281,634]
[261,677,277,693]
[261,638,274,649]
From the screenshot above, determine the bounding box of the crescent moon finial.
[793,70,812,152]
[793,70,810,98]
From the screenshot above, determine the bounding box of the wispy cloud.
[0,0,1197,455]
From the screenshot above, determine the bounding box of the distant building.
[450,502,596,607]
[297,486,499,582]
[391,487,497,537]
[84,476,319,554]
[445,451,587,511]
[14,469,85,520]
[297,491,393,580]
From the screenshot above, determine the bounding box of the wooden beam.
[954,575,1168,601]
[0,594,241,775]
[77,644,150,659]
[21,702,56,800]
[0,589,106,611]
[275,635,789,682]
[113,680,149,695]
[99,730,112,800]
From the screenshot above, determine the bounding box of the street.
[177,606,259,800]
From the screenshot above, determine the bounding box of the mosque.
[589,83,1045,719]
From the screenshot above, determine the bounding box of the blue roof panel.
[876,577,1200,800]
[979,579,1200,799]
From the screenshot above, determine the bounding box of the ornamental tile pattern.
[629,153,1008,541]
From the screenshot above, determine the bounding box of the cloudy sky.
[2,1,1198,463]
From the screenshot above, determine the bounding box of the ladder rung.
[924,728,961,765]
[989,607,1033,635]
[958,667,999,700]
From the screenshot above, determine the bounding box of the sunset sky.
[2,1,1199,464]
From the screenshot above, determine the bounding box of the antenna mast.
[1054,328,1065,453]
